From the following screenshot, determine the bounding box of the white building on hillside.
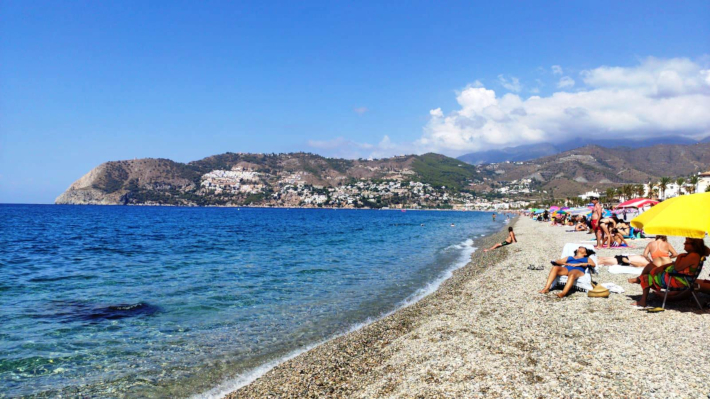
[698,170,710,193]
[578,191,601,200]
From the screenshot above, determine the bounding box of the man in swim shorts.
[590,197,603,248]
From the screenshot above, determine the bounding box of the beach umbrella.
[615,198,659,209]
[569,207,591,216]
[549,206,560,211]
[630,192,710,238]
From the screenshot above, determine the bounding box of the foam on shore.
[197,235,485,399]
[222,217,710,398]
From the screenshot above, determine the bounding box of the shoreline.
[222,217,710,398]
[217,220,514,398]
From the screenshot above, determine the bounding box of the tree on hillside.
[676,177,686,195]
[688,175,699,194]
[659,177,671,199]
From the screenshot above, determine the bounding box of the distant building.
[698,170,710,193]
[578,191,601,200]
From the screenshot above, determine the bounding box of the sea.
[0,204,504,398]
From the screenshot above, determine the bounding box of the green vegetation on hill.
[411,153,479,191]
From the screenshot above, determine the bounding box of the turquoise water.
[0,205,502,397]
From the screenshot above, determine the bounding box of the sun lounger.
[551,243,599,292]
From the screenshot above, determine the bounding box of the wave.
[194,236,479,399]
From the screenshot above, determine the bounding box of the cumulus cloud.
[418,57,710,155]
[353,107,368,115]
[497,75,522,92]
[552,65,563,75]
[557,76,575,89]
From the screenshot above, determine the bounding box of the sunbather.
[574,216,588,231]
[616,220,630,237]
[610,228,629,247]
[643,235,677,267]
[484,227,516,252]
[597,215,617,248]
[627,238,705,307]
[597,254,649,267]
[539,246,596,298]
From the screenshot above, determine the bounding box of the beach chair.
[656,255,706,310]
[551,243,600,293]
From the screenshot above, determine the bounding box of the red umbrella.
[615,198,658,209]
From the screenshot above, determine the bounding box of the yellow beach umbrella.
[630,192,710,238]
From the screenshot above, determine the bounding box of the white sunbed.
[551,243,599,292]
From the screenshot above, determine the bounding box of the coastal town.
[198,166,533,210]
[197,164,710,211]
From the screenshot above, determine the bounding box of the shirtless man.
[590,197,603,248]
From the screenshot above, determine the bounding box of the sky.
[1,1,709,203]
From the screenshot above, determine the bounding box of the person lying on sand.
[484,227,516,252]
[574,216,588,232]
[539,246,596,298]
[627,238,705,307]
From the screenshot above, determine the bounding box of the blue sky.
[2,1,709,203]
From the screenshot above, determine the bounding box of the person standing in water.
[484,227,516,252]
[492,213,496,221]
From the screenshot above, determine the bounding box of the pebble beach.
[225,216,710,398]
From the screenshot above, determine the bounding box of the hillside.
[458,135,708,165]
[56,153,484,207]
[481,143,710,197]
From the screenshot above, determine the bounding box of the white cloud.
[552,65,563,75]
[497,75,522,92]
[353,107,368,115]
[307,135,410,159]
[418,57,710,156]
[557,76,575,89]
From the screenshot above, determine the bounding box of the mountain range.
[457,135,710,165]
[56,142,710,206]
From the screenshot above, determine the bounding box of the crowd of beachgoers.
[506,196,710,311]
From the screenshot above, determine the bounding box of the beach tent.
[615,198,658,209]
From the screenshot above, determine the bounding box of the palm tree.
[623,184,634,200]
[605,187,616,202]
[653,187,659,198]
[635,184,645,198]
[659,177,671,199]
[676,177,686,195]
[688,175,699,194]
[647,181,656,199]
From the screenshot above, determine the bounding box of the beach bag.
[588,281,610,298]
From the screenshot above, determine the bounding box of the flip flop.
[647,307,665,313]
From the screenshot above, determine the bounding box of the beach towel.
[601,283,625,294]
[608,265,643,276]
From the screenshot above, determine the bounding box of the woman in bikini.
[539,246,596,298]
[643,235,678,266]
[628,238,705,307]
[574,216,588,231]
[616,220,630,237]
[596,215,617,248]
[484,227,517,252]
[610,228,629,247]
